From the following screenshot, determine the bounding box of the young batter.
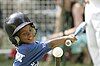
[4,12,76,66]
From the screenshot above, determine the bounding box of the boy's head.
[4,12,37,46]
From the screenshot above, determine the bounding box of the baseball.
[52,47,63,57]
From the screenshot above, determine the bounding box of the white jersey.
[90,0,100,9]
[85,2,100,66]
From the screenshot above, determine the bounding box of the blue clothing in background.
[71,33,87,54]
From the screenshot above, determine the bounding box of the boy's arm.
[47,35,76,48]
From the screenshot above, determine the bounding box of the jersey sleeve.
[27,41,52,61]
[13,41,52,66]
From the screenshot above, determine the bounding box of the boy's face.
[18,25,36,44]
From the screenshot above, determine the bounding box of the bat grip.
[65,40,72,46]
[55,57,61,66]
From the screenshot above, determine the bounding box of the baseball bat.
[65,22,87,46]
[74,22,87,36]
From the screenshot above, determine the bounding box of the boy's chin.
[23,40,34,44]
[27,40,34,44]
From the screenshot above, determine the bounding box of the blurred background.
[0,0,93,66]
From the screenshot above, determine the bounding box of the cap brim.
[12,22,33,36]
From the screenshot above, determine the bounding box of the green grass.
[0,59,93,66]
[40,61,93,66]
[0,60,13,66]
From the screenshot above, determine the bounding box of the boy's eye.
[21,32,28,36]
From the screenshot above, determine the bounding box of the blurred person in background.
[48,0,91,64]
[64,1,91,64]
[0,28,4,49]
[47,0,73,66]
[0,3,4,49]
[0,2,3,29]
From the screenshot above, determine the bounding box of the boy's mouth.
[28,36,33,40]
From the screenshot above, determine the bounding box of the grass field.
[0,59,93,66]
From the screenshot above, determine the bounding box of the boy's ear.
[9,36,20,46]
[15,36,20,44]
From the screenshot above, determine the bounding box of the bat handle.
[56,57,61,66]
[65,40,72,46]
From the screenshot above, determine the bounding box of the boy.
[4,12,76,66]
